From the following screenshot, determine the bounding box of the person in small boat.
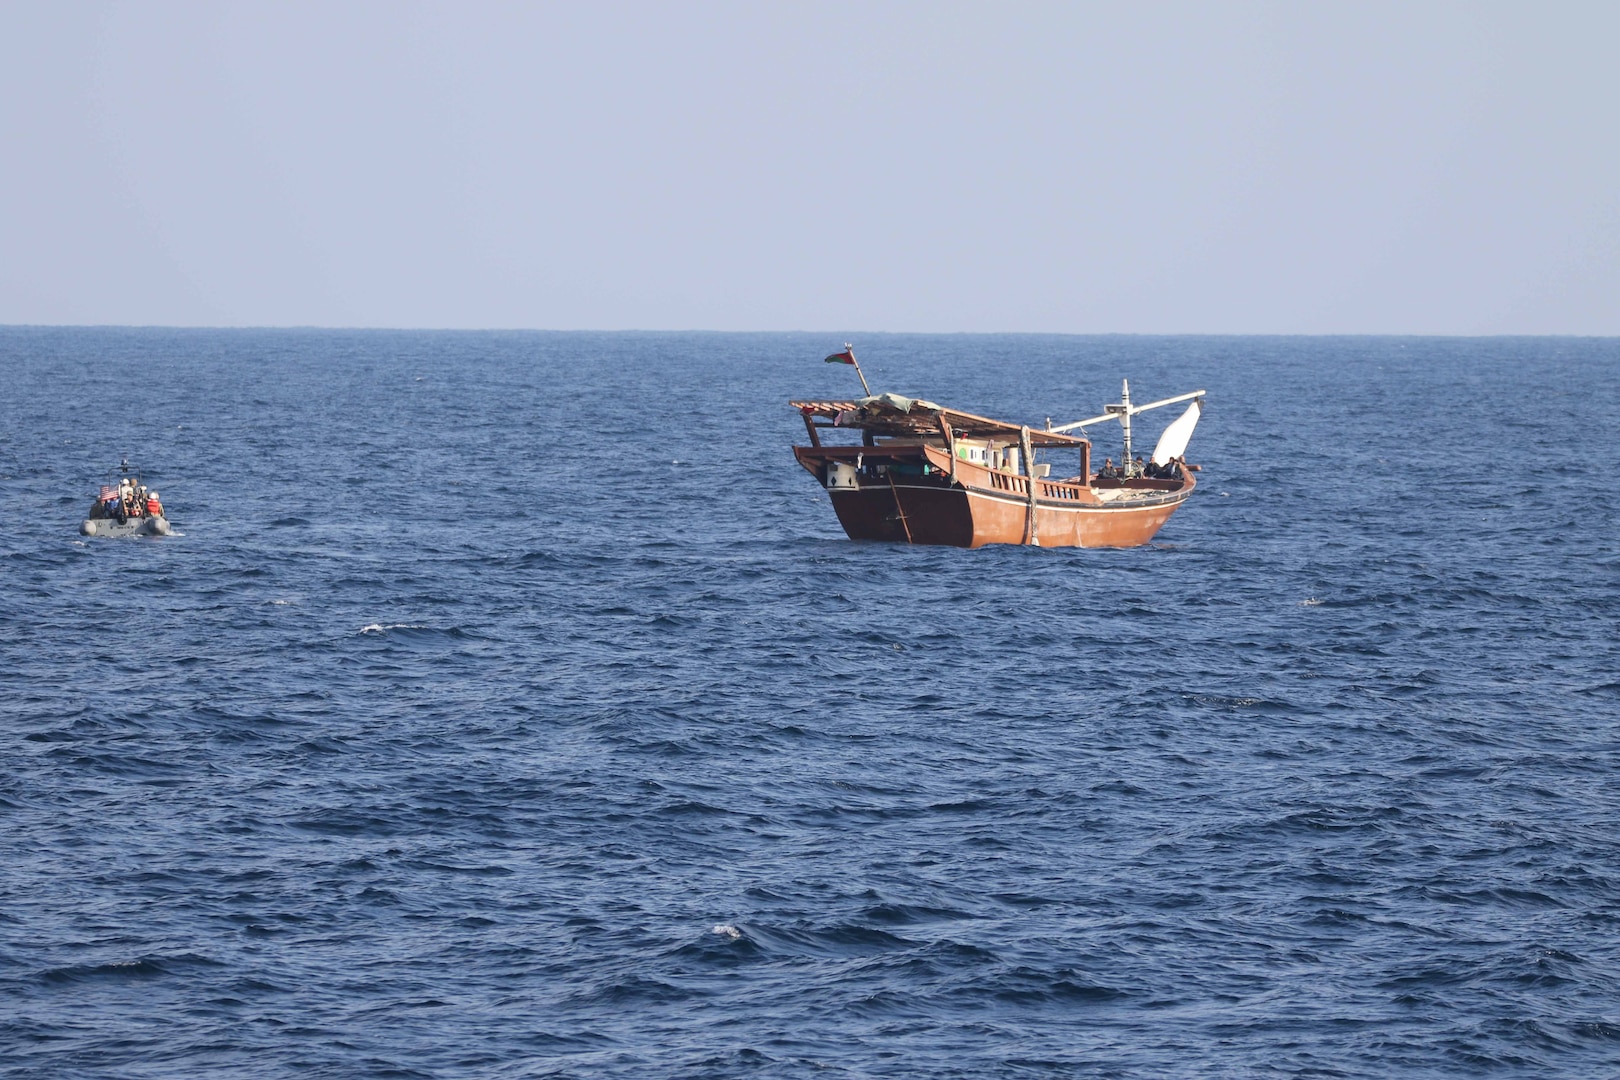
[146,491,163,517]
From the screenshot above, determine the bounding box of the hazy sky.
[2,2,1616,333]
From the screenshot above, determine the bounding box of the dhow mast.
[1050,380,1207,477]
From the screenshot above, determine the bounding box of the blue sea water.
[2,328,1618,1078]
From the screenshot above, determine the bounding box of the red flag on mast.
[822,343,871,394]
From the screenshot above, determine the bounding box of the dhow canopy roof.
[790,395,1089,447]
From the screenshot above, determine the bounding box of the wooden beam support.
[886,472,914,544]
[1021,425,1039,546]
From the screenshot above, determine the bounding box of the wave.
[39,953,224,985]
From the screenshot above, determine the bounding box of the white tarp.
[1151,399,1203,465]
[855,392,942,414]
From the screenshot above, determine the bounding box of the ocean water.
[2,328,1618,1078]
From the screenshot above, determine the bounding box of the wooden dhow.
[792,353,1205,548]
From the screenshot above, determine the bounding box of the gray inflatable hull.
[81,515,171,538]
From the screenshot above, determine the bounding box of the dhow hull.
[826,482,1189,548]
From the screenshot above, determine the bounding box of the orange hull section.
[795,446,1193,549]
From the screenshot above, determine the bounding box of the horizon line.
[2,323,1617,340]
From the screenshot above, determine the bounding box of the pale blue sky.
[2,1,1616,333]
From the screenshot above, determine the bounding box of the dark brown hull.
[795,445,1193,548]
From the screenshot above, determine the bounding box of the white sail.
[1151,399,1202,465]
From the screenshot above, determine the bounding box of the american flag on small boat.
[100,485,118,501]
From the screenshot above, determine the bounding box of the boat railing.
[985,471,1089,501]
